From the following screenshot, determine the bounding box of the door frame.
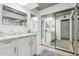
[61,19,70,40]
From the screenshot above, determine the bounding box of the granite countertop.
[0,33,37,42]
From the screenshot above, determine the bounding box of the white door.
[0,47,16,56]
[18,42,31,56]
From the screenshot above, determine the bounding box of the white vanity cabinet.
[0,34,37,56]
[18,37,32,56]
[0,47,16,56]
[18,35,37,56]
[0,40,17,56]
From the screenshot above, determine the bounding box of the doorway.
[56,19,74,53]
[61,19,70,40]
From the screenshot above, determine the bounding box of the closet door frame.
[61,19,70,40]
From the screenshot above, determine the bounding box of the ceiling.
[36,3,58,10]
[24,3,58,10]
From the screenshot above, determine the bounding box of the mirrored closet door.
[41,3,79,55]
[41,14,56,48]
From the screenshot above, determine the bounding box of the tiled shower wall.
[0,25,27,34]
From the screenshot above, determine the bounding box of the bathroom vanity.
[0,33,37,56]
[0,4,37,56]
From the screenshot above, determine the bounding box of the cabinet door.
[18,42,31,56]
[0,47,16,56]
[32,36,37,56]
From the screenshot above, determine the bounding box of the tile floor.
[37,44,74,56]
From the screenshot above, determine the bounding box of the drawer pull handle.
[14,47,16,53]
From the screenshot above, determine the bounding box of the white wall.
[31,18,38,33]
[37,15,42,45]
[30,9,41,45]
[0,25,27,35]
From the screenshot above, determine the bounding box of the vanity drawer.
[0,40,16,49]
[30,36,37,40]
[18,35,37,44]
[18,37,31,43]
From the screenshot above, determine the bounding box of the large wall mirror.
[2,5,27,26]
